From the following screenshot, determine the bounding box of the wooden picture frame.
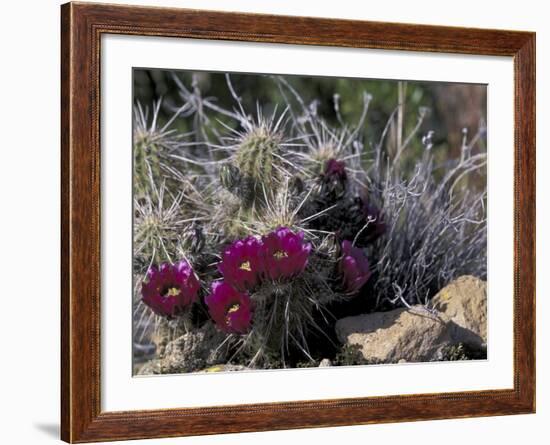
[61,2,535,442]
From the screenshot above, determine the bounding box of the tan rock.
[150,318,186,358]
[335,307,456,363]
[136,359,162,375]
[139,322,227,374]
[197,364,248,373]
[431,275,487,348]
[161,322,227,373]
[335,276,487,363]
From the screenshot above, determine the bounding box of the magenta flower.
[321,158,347,198]
[261,227,311,280]
[218,236,263,291]
[324,158,347,181]
[339,240,372,293]
[141,260,200,317]
[360,199,386,244]
[205,281,253,334]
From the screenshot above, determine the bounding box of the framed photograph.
[61,2,535,442]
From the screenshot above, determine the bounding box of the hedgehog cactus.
[134,135,162,200]
[132,101,183,200]
[133,73,487,371]
[228,124,283,208]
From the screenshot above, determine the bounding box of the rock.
[431,275,487,348]
[335,276,487,363]
[336,307,457,363]
[150,318,187,358]
[197,364,248,373]
[318,358,332,367]
[139,322,227,374]
[161,322,228,373]
[136,359,163,375]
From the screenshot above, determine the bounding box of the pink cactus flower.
[261,227,311,281]
[339,240,372,293]
[141,260,200,317]
[205,281,253,334]
[361,199,386,243]
[218,236,263,291]
[324,158,347,181]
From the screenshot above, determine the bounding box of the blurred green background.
[134,69,486,162]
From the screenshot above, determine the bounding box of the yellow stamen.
[225,303,241,325]
[239,261,252,272]
[227,303,240,314]
[165,287,180,297]
[273,250,288,260]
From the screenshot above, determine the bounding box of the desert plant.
[132,73,487,371]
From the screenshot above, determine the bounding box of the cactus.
[133,72,487,372]
[223,123,284,209]
[134,135,162,200]
[132,101,186,200]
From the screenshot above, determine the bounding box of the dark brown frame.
[61,1,536,442]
